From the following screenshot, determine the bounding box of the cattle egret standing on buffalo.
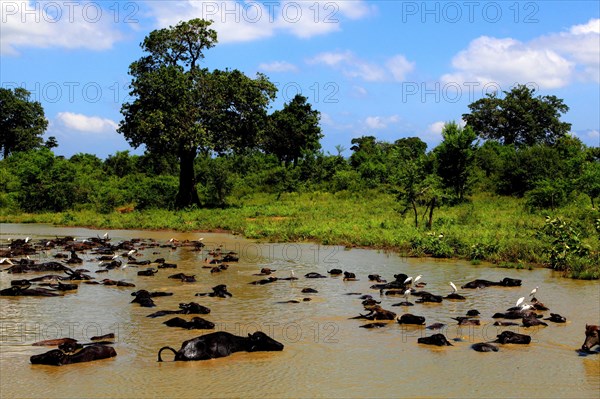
[450,282,457,293]
[529,286,539,298]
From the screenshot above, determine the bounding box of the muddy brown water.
[0,223,598,398]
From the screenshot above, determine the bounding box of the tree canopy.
[119,19,277,208]
[462,84,571,147]
[263,94,322,165]
[0,87,48,159]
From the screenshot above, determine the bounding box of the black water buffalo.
[249,277,279,285]
[147,302,212,318]
[494,331,531,344]
[397,314,426,325]
[466,309,480,317]
[452,317,480,326]
[304,272,327,279]
[445,293,466,300]
[522,315,548,327]
[461,277,521,289]
[418,334,453,346]
[130,290,156,307]
[493,321,519,326]
[168,273,196,282]
[163,317,215,330]
[368,274,386,282]
[328,269,343,275]
[157,331,283,361]
[472,343,499,352]
[492,310,540,320]
[301,288,318,293]
[137,268,158,276]
[359,322,388,329]
[30,344,117,366]
[426,323,446,330]
[415,293,443,303]
[343,271,357,281]
[582,325,600,352]
[196,285,232,298]
[353,305,396,321]
[0,283,61,297]
[544,313,567,323]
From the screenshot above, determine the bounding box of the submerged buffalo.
[461,277,521,289]
[157,331,284,361]
[397,314,426,325]
[163,317,215,330]
[582,325,600,352]
[30,344,116,366]
[494,331,531,345]
[417,334,453,346]
[472,342,499,352]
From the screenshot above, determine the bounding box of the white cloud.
[365,115,400,130]
[1,1,124,55]
[386,55,416,81]
[146,1,374,43]
[441,36,573,89]
[56,112,118,134]
[570,18,600,35]
[258,61,298,73]
[442,18,600,88]
[428,121,446,135]
[308,51,414,82]
[352,86,368,97]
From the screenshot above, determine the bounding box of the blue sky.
[2,1,599,159]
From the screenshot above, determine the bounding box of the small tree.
[434,122,478,201]
[0,87,48,158]
[263,95,322,165]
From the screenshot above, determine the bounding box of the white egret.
[25,237,30,243]
[414,275,423,284]
[450,282,457,293]
[516,297,525,307]
[404,276,413,285]
[529,286,539,297]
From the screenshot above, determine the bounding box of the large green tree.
[119,19,276,208]
[0,87,48,158]
[434,122,479,200]
[263,94,322,165]
[463,84,571,147]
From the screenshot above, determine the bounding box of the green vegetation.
[1,18,598,279]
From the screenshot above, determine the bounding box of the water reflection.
[0,223,599,398]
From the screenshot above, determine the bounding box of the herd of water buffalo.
[0,234,598,366]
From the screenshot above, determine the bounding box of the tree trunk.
[427,196,436,230]
[175,148,200,209]
[412,200,418,228]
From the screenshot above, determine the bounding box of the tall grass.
[2,191,598,279]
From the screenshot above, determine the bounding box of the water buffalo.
[359,322,388,329]
[163,317,215,330]
[415,293,443,303]
[472,343,499,352]
[249,277,279,285]
[418,334,453,346]
[301,288,318,293]
[157,331,283,362]
[352,305,396,321]
[522,315,548,327]
[304,272,327,279]
[196,284,232,298]
[466,309,480,317]
[368,274,386,282]
[397,314,426,325]
[137,268,158,276]
[461,277,522,289]
[544,313,567,323]
[494,331,531,344]
[328,269,343,275]
[147,301,212,318]
[452,317,480,326]
[0,283,61,297]
[30,344,117,366]
[426,323,446,330]
[582,325,600,352]
[343,271,357,281]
